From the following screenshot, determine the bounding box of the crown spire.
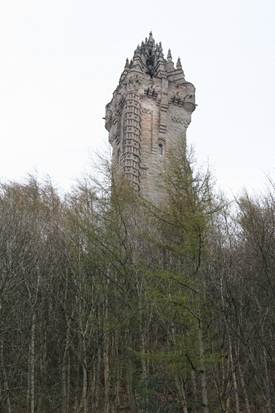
[120,34,188,79]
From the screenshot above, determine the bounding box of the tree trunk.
[1,341,12,413]
[263,347,272,413]
[95,349,101,410]
[228,339,240,413]
[238,362,251,413]
[175,376,188,413]
[139,285,148,413]
[62,322,71,413]
[30,312,36,413]
[191,370,198,413]
[114,334,121,410]
[82,359,88,413]
[103,298,110,413]
[198,324,209,413]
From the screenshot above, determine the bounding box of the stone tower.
[105,32,196,203]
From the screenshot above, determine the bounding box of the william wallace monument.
[105,33,196,203]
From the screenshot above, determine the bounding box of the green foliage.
[0,156,274,412]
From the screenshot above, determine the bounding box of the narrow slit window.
[159,143,164,155]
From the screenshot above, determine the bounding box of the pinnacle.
[167,49,173,61]
[176,57,182,69]
[157,46,164,60]
[129,34,185,77]
[148,31,154,43]
[134,44,142,58]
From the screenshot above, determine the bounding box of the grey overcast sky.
[0,0,274,196]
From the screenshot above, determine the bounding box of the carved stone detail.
[119,93,141,192]
[142,108,152,114]
[171,115,190,127]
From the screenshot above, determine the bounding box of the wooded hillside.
[0,148,274,412]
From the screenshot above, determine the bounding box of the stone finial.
[176,57,182,69]
[134,45,141,56]
[167,49,173,61]
[154,43,162,59]
[125,58,129,68]
[166,49,175,72]
[132,50,143,73]
[157,50,164,61]
[148,31,155,44]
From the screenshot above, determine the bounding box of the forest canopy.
[0,147,274,413]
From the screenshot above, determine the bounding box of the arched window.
[159,143,164,156]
